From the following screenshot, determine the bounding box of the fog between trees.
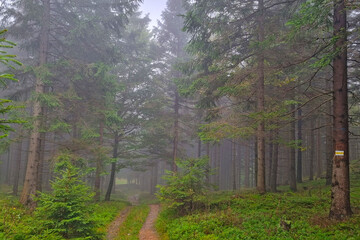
[0,0,359,221]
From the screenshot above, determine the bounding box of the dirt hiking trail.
[139,204,160,240]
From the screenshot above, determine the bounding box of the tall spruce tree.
[330,0,352,220]
[287,0,360,219]
[104,12,157,201]
[155,0,189,172]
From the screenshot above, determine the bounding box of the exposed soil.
[106,206,131,240]
[139,204,160,240]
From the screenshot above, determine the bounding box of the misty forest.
[0,0,359,239]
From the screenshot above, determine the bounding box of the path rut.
[106,206,131,240]
[139,204,160,240]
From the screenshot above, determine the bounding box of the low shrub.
[157,157,210,214]
[35,154,101,239]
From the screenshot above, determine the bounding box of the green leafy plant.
[35,153,101,239]
[157,157,210,214]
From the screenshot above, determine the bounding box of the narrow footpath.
[139,204,160,240]
[106,207,131,240]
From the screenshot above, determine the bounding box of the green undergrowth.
[116,205,150,240]
[95,200,129,237]
[0,194,129,240]
[156,178,360,240]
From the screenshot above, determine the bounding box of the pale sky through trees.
[139,0,167,28]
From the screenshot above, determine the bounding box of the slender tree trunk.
[289,105,297,191]
[309,120,315,180]
[211,144,216,185]
[172,90,179,172]
[254,138,258,187]
[244,142,250,188]
[5,148,11,185]
[256,0,266,194]
[105,132,119,201]
[206,143,210,185]
[20,0,50,208]
[326,80,333,185]
[216,143,220,188]
[237,143,241,189]
[329,0,352,219]
[232,140,236,191]
[94,121,104,201]
[268,132,273,187]
[270,131,279,192]
[12,138,23,196]
[316,118,322,179]
[326,122,333,185]
[297,108,303,183]
[252,139,257,188]
[36,132,46,193]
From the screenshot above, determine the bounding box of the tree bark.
[270,131,279,192]
[329,0,352,220]
[36,132,46,193]
[309,119,315,180]
[12,138,23,196]
[172,90,179,172]
[256,0,266,194]
[232,140,236,191]
[289,105,297,192]
[268,132,273,187]
[94,121,104,201]
[205,142,210,185]
[237,143,241,189]
[326,80,333,185]
[216,143,220,188]
[254,138,258,187]
[5,147,11,185]
[297,108,303,183]
[244,142,250,188]
[20,0,50,208]
[105,132,119,201]
[316,118,322,179]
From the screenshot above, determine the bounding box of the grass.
[156,176,360,240]
[116,205,150,240]
[94,200,130,237]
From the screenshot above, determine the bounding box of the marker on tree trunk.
[335,151,344,157]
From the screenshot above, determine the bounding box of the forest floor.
[156,177,360,240]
